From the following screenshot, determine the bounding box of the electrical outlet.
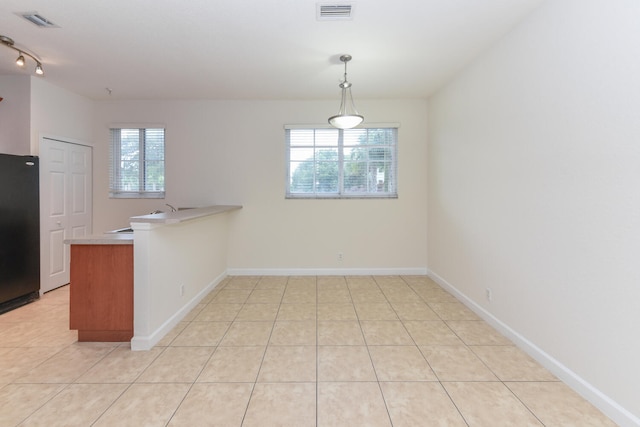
[180,284,185,297]
[485,288,492,302]
[337,252,343,262]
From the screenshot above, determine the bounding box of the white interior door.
[40,138,92,294]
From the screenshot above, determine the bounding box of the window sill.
[286,194,398,200]
[109,192,165,199]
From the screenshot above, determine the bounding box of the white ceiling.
[0,0,543,101]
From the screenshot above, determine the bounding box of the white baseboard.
[226,267,428,276]
[131,272,227,351]
[427,269,640,427]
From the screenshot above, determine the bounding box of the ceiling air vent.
[317,3,354,21]
[18,12,59,28]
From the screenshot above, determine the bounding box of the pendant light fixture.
[328,54,363,129]
[0,35,44,76]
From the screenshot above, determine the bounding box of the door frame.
[38,134,93,295]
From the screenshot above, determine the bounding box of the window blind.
[109,127,165,198]
[286,126,398,198]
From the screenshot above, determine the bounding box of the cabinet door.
[69,245,133,331]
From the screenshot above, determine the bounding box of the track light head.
[1,34,45,76]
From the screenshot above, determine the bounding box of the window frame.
[285,124,399,199]
[109,126,166,199]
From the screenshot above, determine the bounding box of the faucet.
[166,203,177,212]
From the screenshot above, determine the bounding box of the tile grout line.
[164,284,236,426]
[315,275,319,427]
[402,276,471,427]
[370,275,401,427]
[230,276,273,427]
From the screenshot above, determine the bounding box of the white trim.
[108,122,165,129]
[284,122,400,129]
[427,269,640,427]
[226,267,428,276]
[109,191,165,199]
[131,272,226,351]
[285,194,399,200]
[38,132,95,152]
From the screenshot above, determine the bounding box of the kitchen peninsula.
[66,205,241,350]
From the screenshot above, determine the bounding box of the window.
[286,125,398,198]
[109,127,165,198]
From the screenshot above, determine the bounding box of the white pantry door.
[40,138,92,294]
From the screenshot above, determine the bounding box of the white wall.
[131,213,232,350]
[30,77,94,153]
[0,75,93,155]
[0,75,30,154]
[428,0,640,424]
[93,99,428,273]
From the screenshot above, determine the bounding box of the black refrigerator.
[0,153,40,313]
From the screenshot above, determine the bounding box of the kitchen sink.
[106,227,133,234]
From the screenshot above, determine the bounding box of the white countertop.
[64,233,134,245]
[130,205,242,224]
[65,205,242,245]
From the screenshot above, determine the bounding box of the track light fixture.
[328,54,363,129]
[0,35,44,76]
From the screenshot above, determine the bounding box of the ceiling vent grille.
[18,12,59,28]
[317,3,354,21]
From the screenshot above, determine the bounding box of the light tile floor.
[0,275,617,426]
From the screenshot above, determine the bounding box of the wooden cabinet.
[69,244,133,342]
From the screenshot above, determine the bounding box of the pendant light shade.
[328,54,363,129]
